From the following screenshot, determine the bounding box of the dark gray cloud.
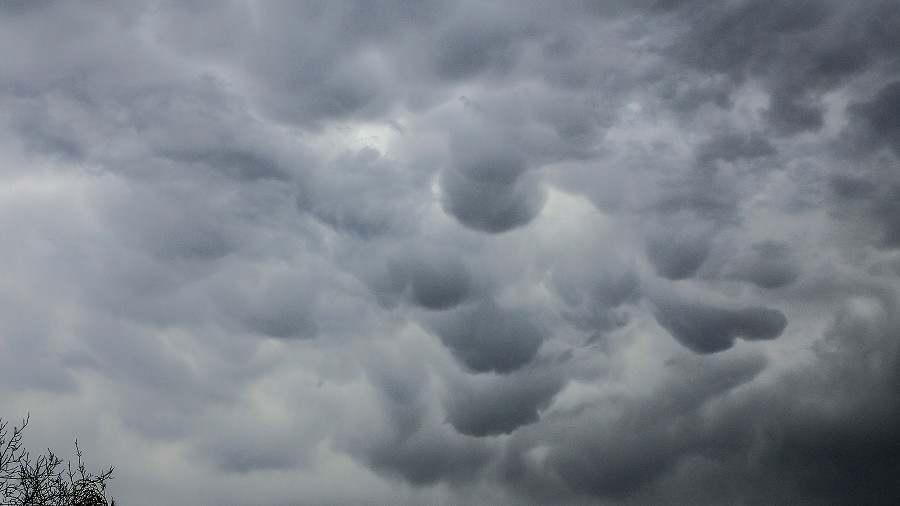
[652,295,788,353]
[216,273,319,339]
[401,250,473,311]
[337,351,497,487]
[1,1,899,505]
[440,168,547,233]
[850,80,900,156]
[727,240,801,289]
[646,231,712,280]
[499,352,769,502]
[301,146,427,238]
[829,171,900,250]
[830,173,878,200]
[549,241,640,338]
[357,425,494,486]
[428,302,548,374]
[442,366,566,437]
[661,0,900,135]
[428,10,526,82]
[695,132,776,165]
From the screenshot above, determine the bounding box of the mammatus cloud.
[1,1,899,504]
[428,302,548,374]
[653,297,788,353]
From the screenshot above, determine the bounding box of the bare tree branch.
[0,415,115,506]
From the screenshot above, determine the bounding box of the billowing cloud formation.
[1,1,899,505]
[646,231,712,280]
[428,302,547,374]
[653,297,788,353]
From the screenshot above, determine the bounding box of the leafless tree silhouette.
[1,415,115,506]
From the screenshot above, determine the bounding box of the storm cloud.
[652,297,788,353]
[1,1,899,505]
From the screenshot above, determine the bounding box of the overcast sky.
[1,1,899,504]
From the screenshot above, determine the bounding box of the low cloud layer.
[1,1,899,504]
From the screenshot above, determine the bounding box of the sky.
[1,1,899,504]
